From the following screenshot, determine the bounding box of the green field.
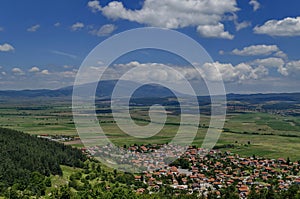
[0,104,76,135]
[0,102,300,161]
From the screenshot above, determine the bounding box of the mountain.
[0,80,299,103]
[0,80,178,99]
[226,93,300,103]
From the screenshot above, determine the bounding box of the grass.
[217,132,300,160]
[0,104,77,136]
[46,165,82,196]
[223,112,300,136]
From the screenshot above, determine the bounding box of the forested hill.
[0,128,87,195]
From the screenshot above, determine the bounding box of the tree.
[248,186,259,199]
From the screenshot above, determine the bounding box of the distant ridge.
[0,80,178,99]
[226,92,300,103]
[0,80,299,103]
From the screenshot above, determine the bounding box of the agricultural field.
[0,100,300,161]
[0,102,76,136]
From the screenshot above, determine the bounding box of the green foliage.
[0,127,87,196]
[169,158,190,169]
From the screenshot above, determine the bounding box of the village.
[86,144,300,198]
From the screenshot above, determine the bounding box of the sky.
[0,0,300,93]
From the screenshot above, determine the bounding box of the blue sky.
[0,0,300,93]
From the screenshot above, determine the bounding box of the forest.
[0,127,86,197]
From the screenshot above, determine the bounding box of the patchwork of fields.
[0,101,299,160]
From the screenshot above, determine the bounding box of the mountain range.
[0,80,299,104]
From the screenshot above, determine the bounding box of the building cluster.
[86,144,300,198]
[37,134,76,142]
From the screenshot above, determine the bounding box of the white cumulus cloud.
[197,23,234,39]
[88,0,102,12]
[232,45,280,56]
[254,16,300,36]
[71,22,85,31]
[251,57,287,76]
[99,61,268,83]
[285,60,300,75]
[0,43,14,52]
[41,70,50,75]
[29,66,40,72]
[202,62,267,82]
[252,57,284,68]
[88,0,238,39]
[12,68,24,75]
